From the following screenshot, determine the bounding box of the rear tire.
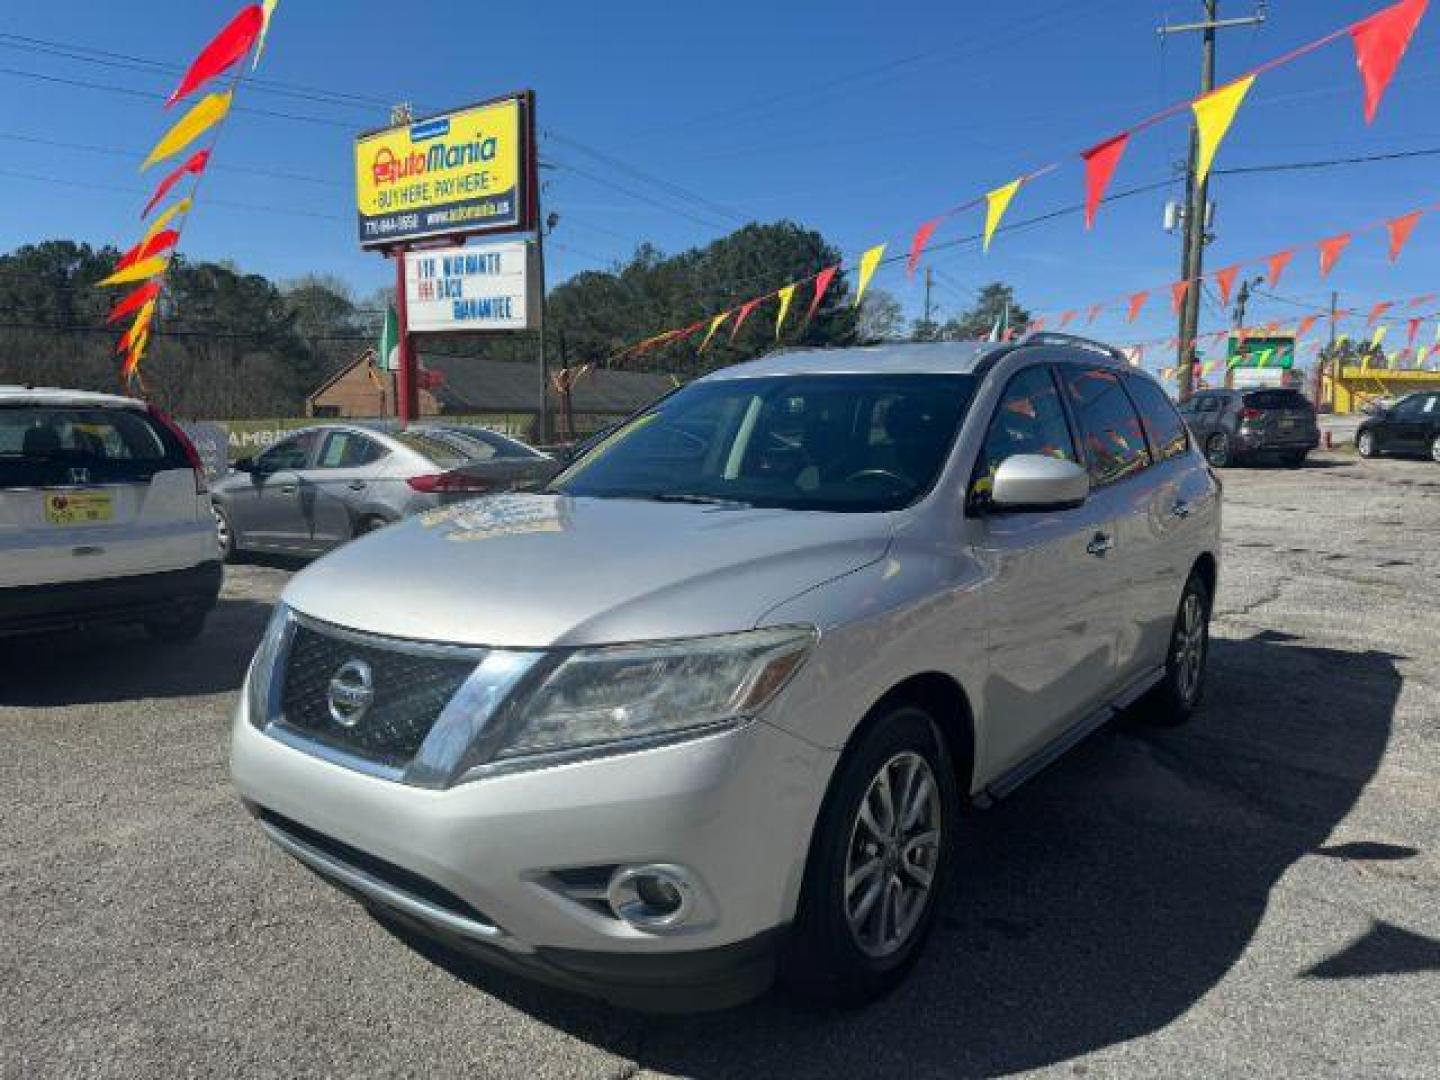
[1137,570,1211,727]
[1430,434,1440,464]
[356,514,391,537]
[1281,450,1307,469]
[1357,430,1377,458]
[1205,433,1232,468]
[781,705,958,1006]
[213,504,236,562]
[145,611,208,644]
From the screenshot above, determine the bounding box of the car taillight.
[407,472,493,494]
[147,405,208,494]
[1239,407,1264,422]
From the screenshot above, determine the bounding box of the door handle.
[1086,532,1114,557]
[1171,499,1191,519]
[280,485,297,495]
[347,480,367,491]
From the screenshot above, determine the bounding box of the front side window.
[1125,375,1190,462]
[550,374,977,512]
[972,366,1076,500]
[316,431,383,469]
[1060,367,1152,486]
[256,432,317,472]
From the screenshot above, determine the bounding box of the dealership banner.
[355,96,530,248]
[404,241,538,333]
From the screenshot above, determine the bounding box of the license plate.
[44,490,113,525]
[1279,418,1295,430]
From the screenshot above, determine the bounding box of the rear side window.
[0,405,183,487]
[1059,367,1152,486]
[1242,389,1311,411]
[973,367,1077,498]
[390,431,477,468]
[1125,376,1190,462]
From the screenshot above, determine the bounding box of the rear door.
[0,401,208,587]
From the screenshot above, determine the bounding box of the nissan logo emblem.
[327,659,375,727]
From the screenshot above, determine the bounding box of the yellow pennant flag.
[1371,324,1389,348]
[983,178,1023,253]
[99,255,170,288]
[142,91,232,171]
[117,301,157,353]
[853,244,886,307]
[1191,75,1254,186]
[698,311,729,352]
[254,0,281,69]
[143,196,193,242]
[774,284,797,338]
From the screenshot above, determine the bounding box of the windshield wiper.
[644,492,753,509]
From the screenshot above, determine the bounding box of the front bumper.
[0,561,222,637]
[230,685,836,1010]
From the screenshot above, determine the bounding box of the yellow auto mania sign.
[355,96,526,247]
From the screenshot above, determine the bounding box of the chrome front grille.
[277,621,480,770]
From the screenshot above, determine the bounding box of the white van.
[0,387,221,641]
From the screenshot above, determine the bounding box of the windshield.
[549,373,976,512]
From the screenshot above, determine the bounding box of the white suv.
[0,387,221,641]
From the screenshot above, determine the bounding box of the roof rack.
[1016,331,1130,367]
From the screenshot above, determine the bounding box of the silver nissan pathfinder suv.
[232,334,1221,1010]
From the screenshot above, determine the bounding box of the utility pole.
[923,268,936,338]
[1161,1,1266,402]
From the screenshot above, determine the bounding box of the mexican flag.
[378,304,400,371]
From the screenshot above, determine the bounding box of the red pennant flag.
[1086,303,1104,325]
[729,300,760,340]
[1407,292,1437,308]
[114,229,180,272]
[1030,317,1047,334]
[142,149,210,218]
[1266,250,1294,288]
[906,219,941,279]
[1214,265,1241,307]
[1169,279,1190,314]
[1368,300,1395,325]
[1319,233,1352,277]
[1386,210,1423,262]
[168,6,266,107]
[1296,314,1320,339]
[1126,291,1148,323]
[1059,310,1077,329]
[805,265,838,323]
[1407,317,1423,347]
[1081,133,1130,230]
[106,281,162,325]
[1349,0,1430,124]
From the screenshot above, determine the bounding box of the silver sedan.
[210,424,556,560]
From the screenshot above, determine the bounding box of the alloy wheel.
[1206,434,1229,468]
[1358,431,1375,458]
[1431,436,1440,464]
[1174,591,1207,705]
[844,750,942,959]
[213,505,231,558]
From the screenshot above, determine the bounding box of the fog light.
[606,864,694,929]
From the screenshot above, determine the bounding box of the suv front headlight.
[477,625,817,771]
[246,602,293,728]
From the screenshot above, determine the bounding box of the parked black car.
[1177,387,1319,468]
[1356,391,1440,462]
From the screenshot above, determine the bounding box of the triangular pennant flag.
[143,197,193,243]
[1407,317,1422,347]
[907,219,940,278]
[853,244,886,307]
[1386,210,1423,262]
[1372,324,1389,348]
[1367,301,1394,325]
[1082,133,1130,229]
[699,311,729,352]
[1030,317,1047,334]
[107,281,162,325]
[1059,310,1077,329]
[805,266,838,323]
[1319,233,1352,277]
[142,150,210,218]
[1169,279,1190,314]
[1214,265,1241,307]
[142,91,232,172]
[1267,249,1294,288]
[1350,0,1430,124]
[1407,292,1437,308]
[774,284,797,339]
[167,6,264,107]
[1126,291,1148,322]
[1191,75,1255,186]
[983,178,1023,252]
[115,229,180,273]
[99,255,170,288]
[1085,303,1104,325]
[116,302,157,353]
[1296,314,1320,339]
[254,0,281,69]
[730,299,760,340]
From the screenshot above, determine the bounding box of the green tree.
[939,282,1032,341]
[857,289,905,344]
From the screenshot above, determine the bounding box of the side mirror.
[232,456,254,473]
[989,455,1090,513]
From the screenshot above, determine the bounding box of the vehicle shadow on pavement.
[380,630,1404,1078]
[0,596,275,706]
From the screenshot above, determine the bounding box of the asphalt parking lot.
[3,452,1438,1079]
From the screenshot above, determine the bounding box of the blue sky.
[3,0,1440,362]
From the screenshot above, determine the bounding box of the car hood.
[282,492,892,648]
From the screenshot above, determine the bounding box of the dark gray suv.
[1177,388,1319,468]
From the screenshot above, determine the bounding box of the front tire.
[1205,433,1232,468]
[213,504,236,562]
[1430,434,1440,464]
[781,705,958,1006]
[1357,430,1377,458]
[1281,450,1308,469]
[1138,570,1211,727]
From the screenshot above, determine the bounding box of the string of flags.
[98,2,281,384]
[611,0,1430,366]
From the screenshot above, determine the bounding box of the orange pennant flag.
[1350,0,1430,124]
[983,178,1023,252]
[1170,279,1190,314]
[1086,303,1104,325]
[142,91,232,171]
[1319,234,1352,278]
[1367,301,1394,325]
[1191,75,1255,186]
[1386,210,1423,262]
[906,219,940,278]
[1214,265,1241,307]
[1059,310,1077,329]
[1267,250,1294,288]
[1126,291,1148,323]
[1296,315,1320,339]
